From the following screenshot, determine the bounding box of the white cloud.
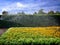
[0,2,52,14]
[2,8,7,11]
[16,2,27,8]
[1,2,39,11]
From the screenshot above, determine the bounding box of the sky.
[0,0,60,14]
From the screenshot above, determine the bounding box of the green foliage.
[0,28,60,45]
[38,9,45,14]
[0,15,60,27]
[0,20,24,28]
[33,12,37,15]
[55,11,60,15]
[33,9,60,15]
[1,9,60,15]
[48,10,55,15]
[2,11,8,15]
[0,37,60,45]
[17,11,25,15]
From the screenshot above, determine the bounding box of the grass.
[0,27,60,45]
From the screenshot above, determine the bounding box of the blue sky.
[0,0,60,14]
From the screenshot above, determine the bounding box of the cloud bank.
[0,0,60,14]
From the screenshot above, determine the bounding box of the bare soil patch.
[0,29,7,35]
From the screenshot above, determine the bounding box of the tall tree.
[48,10,54,15]
[17,11,25,15]
[21,11,25,15]
[33,12,37,15]
[2,11,8,15]
[38,9,45,14]
[55,11,60,15]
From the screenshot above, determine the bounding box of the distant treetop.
[2,11,8,15]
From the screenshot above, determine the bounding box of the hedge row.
[0,20,24,28]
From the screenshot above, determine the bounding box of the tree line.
[33,9,60,15]
[2,9,60,15]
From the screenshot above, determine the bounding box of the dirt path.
[0,29,7,35]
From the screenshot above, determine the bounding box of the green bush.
[0,37,60,45]
[0,20,24,28]
[1,15,60,27]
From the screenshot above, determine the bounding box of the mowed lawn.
[0,27,60,45]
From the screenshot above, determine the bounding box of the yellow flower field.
[0,26,60,45]
[4,26,60,38]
